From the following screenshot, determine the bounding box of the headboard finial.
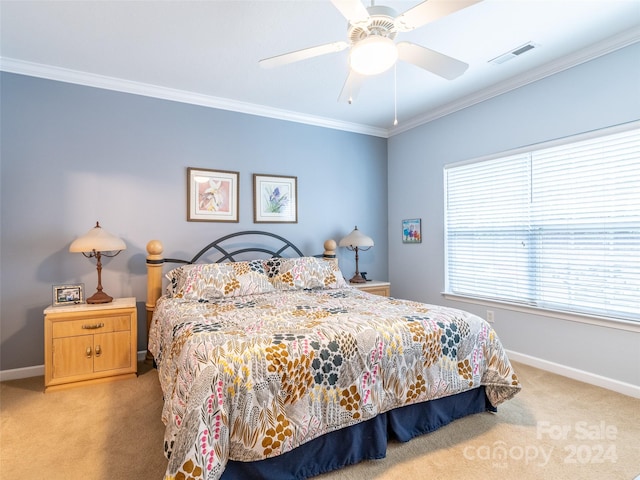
[147,240,163,256]
[323,239,337,257]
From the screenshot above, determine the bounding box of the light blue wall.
[388,42,640,386]
[3,44,639,384]
[0,73,388,370]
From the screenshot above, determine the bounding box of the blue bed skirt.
[222,386,492,480]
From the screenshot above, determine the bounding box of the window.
[444,123,640,322]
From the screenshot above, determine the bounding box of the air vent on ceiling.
[489,42,538,65]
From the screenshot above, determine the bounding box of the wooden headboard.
[145,231,337,362]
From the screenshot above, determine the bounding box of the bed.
[146,231,520,480]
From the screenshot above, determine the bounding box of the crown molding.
[2,27,638,140]
[0,57,389,138]
[389,28,640,136]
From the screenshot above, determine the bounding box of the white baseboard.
[0,365,44,382]
[0,351,150,382]
[506,349,640,399]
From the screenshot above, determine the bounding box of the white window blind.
[444,125,640,322]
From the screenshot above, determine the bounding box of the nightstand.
[44,297,137,392]
[351,281,391,297]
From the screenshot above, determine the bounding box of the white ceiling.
[1,0,639,137]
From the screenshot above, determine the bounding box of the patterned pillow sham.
[165,260,274,300]
[265,257,348,290]
[165,265,186,297]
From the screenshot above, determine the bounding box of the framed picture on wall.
[253,174,298,223]
[52,284,85,306]
[187,167,239,222]
[402,218,422,243]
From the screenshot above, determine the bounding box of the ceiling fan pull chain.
[393,63,398,126]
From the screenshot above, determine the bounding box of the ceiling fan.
[259,0,482,104]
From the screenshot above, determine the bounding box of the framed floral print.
[253,174,297,223]
[187,167,239,222]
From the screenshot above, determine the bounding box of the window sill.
[441,293,640,333]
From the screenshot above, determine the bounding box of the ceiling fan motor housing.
[348,5,398,44]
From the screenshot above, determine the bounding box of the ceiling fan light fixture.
[350,35,398,76]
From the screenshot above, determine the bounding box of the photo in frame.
[253,174,298,223]
[187,167,239,222]
[52,284,85,306]
[402,218,422,243]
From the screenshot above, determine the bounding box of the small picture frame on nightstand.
[52,284,85,306]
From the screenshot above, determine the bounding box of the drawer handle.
[82,323,105,330]
[86,347,92,358]
[95,345,102,357]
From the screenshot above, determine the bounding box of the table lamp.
[338,226,374,284]
[69,222,126,304]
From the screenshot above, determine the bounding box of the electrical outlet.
[486,310,495,323]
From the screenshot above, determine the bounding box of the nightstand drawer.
[51,314,131,338]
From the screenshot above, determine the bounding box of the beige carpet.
[1,362,638,480]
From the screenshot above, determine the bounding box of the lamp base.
[349,274,367,284]
[86,291,114,304]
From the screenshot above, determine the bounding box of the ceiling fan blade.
[396,0,482,32]
[397,42,468,80]
[259,41,349,69]
[338,70,365,104]
[330,0,370,25]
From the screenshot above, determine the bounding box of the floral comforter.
[149,287,520,480]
